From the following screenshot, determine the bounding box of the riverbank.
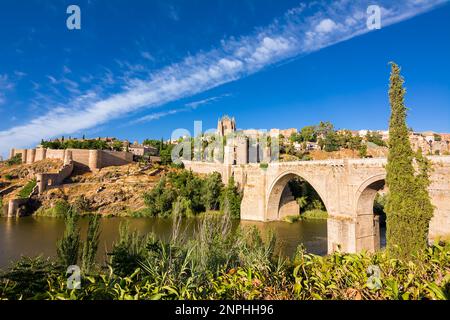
[0,213,448,300]
[0,215,328,268]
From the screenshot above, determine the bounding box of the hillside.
[36,163,168,216]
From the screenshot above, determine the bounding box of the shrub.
[301,209,328,220]
[144,177,177,217]
[0,257,62,299]
[6,154,22,166]
[18,179,37,199]
[108,222,150,277]
[144,170,233,218]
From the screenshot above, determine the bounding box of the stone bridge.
[183,156,450,254]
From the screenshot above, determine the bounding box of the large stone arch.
[266,171,328,221]
[354,174,386,252]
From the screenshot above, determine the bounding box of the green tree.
[160,145,174,165]
[81,215,101,274]
[144,177,177,217]
[366,131,386,147]
[358,144,368,158]
[385,63,434,259]
[111,140,124,151]
[202,172,224,210]
[322,131,340,152]
[301,125,317,142]
[220,177,242,219]
[56,207,81,267]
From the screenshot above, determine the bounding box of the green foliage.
[301,125,317,142]
[172,196,194,218]
[301,209,328,220]
[373,193,387,216]
[358,144,368,158]
[220,177,242,219]
[18,179,36,199]
[160,145,174,165]
[385,63,434,260]
[111,140,124,151]
[320,131,340,152]
[259,162,269,169]
[56,207,81,267]
[202,172,224,211]
[108,222,150,277]
[6,154,22,166]
[296,196,308,212]
[143,138,166,154]
[144,170,239,218]
[81,215,101,274]
[288,178,325,212]
[35,199,70,217]
[284,215,300,223]
[0,257,62,299]
[40,139,110,150]
[144,177,177,217]
[1,218,449,300]
[4,174,14,180]
[366,131,386,147]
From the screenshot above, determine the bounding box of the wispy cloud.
[185,94,232,109]
[129,93,231,125]
[130,109,185,124]
[0,0,447,156]
[0,74,15,107]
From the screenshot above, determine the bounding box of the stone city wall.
[10,148,133,171]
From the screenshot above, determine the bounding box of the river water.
[0,217,327,269]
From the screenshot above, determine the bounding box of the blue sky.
[0,0,449,156]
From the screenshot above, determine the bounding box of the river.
[0,217,328,269]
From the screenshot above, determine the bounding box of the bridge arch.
[266,171,328,221]
[354,174,386,252]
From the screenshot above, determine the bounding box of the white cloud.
[185,94,231,109]
[316,19,338,33]
[141,51,154,61]
[131,109,183,124]
[0,0,447,156]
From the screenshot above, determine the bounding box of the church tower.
[217,115,236,136]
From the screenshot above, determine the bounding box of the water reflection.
[0,216,327,269]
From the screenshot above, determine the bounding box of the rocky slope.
[36,163,167,216]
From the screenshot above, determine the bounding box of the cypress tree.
[385,63,434,259]
[56,207,81,267]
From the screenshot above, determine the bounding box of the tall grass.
[1,212,449,300]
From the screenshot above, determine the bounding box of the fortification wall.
[183,161,232,183]
[45,149,65,160]
[100,150,134,168]
[36,162,74,194]
[9,148,133,171]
